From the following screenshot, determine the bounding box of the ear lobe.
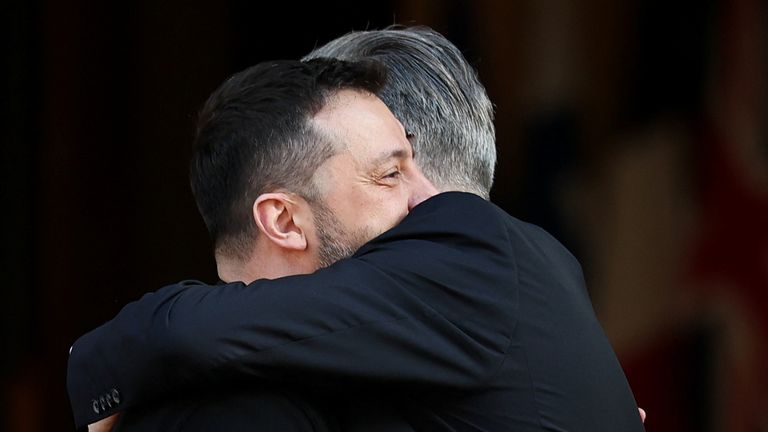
[253,193,308,251]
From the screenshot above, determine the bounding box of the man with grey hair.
[71,27,645,432]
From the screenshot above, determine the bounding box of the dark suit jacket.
[67,192,644,431]
[116,386,416,432]
[115,387,337,432]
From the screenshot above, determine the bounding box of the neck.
[216,241,316,284]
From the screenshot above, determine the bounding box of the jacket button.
[111,388,121,404]
[92,399,100,414]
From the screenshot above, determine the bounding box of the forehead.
[311,89,409,158]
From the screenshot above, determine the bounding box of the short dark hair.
[190,58,386,259]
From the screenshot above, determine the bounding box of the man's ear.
[253,192,309,251]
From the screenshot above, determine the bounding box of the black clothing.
[68,192,644,431]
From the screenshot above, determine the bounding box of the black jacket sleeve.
[67,192,519,428]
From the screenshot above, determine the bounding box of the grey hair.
[304,26,496,199]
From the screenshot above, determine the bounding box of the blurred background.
[2,0,766,430]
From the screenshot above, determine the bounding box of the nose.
[407,168,439,211]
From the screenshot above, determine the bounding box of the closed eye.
[375,168,403,186]
[383,170,402,179]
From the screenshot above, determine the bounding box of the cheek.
[336,187,410,234]
[371,189,410,228]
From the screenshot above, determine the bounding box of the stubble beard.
[312,201,373,269]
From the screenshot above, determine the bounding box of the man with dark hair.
[74,56,437,431]
[70,27,645,432]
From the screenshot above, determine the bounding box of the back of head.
[191,58,386,260]
[304,26,496,198]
